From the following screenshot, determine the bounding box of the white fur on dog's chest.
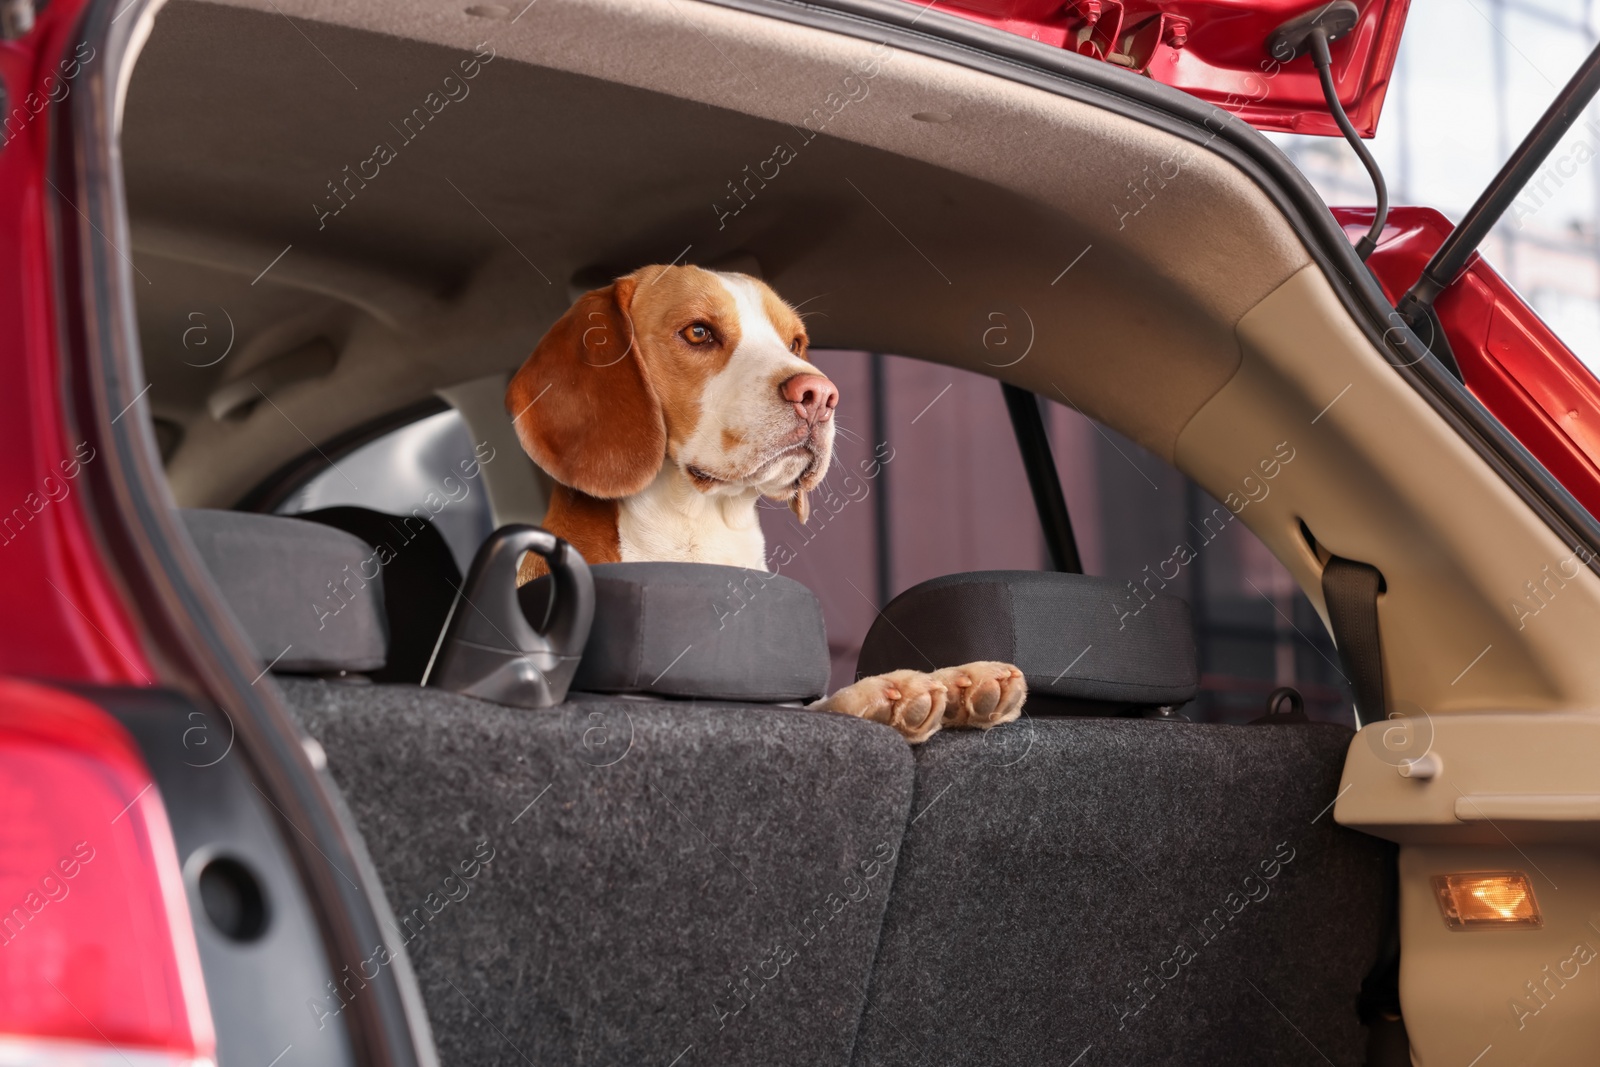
[617,469,768,569]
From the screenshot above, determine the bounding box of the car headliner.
[124,0,1310,483]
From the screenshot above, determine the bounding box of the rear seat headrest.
[181,509,388,675]
[519,562,830,702]
[857,570,1197,708]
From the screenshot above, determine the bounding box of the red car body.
[1344,205,1600,522]
[902,0,1413,136]
[2,2,211,1059]
[2,0,150,686]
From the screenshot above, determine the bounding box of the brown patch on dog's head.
[506,278,666,498]
[623,265,742,457]
[509,264,834,505]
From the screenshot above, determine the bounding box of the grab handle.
[426,525,593,708]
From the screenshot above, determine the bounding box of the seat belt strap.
[1321,557,1386,726]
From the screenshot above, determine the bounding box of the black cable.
[1310,28,1388,260]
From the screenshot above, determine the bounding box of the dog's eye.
[790,337,805,354]
[682,323,714,346]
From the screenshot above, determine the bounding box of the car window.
[772,352,1352,724]
[267,358,1348,723]
[275,408,493,574]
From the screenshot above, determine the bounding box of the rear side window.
[276,409,493,573]
[267,359,1349,724]
[770,352,1352,724]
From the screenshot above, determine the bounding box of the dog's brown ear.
[789,489,810,524]
[506,279,666,498]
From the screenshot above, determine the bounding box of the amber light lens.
[1432,872,1542,930]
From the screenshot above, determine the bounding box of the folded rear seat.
[182,510,916,1067]
[184,517,1394,1065]
[182,508,391,677]
[850,572,1396,1067]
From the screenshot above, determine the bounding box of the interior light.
[1432,872,1542,930]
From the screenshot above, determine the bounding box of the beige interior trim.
[1454,794,1600,822]
[132,219,442,328]
[1340,713,1600,843]
[1183,264,1600,1067]
[160,248,572,505]
[1178,265,1600,717]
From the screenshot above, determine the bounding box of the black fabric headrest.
[293,506,460,684]
[857,570,1197,709]
[182,509,388,675]
[520,562,830,702]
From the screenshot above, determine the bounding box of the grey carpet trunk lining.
[280,679,1393,1066]
[852,720,1394,1067]
[281,679,914,1066]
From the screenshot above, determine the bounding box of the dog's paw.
[810,670,948,743]
[932,662,1027,729]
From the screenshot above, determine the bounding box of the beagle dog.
[506,264,1024,741]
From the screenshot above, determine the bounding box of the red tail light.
[0,678,215,1064]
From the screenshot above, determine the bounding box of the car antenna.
[1266,2,1388,262]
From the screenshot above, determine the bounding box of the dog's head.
[506,265,836,520]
